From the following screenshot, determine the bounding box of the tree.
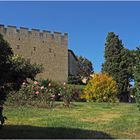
[0,34,13,127]
[0,34,43,127]
[0,34,13,86]
[81,73,118,102]
[134,47,140,111]
[102,32,134,102]
[9,55,43,90]
[77,56,94,78]
[0,34,13,106]
[68,56,94,84]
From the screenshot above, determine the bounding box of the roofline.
[68,49,78,61]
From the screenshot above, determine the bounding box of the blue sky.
[0,1,140,72]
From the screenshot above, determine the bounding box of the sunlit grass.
[0,102,140,139]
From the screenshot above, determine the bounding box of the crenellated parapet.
[0,24,68,44]
[0,24,68,82]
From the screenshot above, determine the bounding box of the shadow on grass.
[0,125,114,139]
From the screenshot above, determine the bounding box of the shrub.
[7,80,82,108]
[68,75,83,85]
[58,83,72,107]
[68,84,85,102]
[81,73,119,102]
[7,80,56,108]
[39,79,52,87]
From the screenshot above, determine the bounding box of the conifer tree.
[134,47,140,111]
[102,32,134,101]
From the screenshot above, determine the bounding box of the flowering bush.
[7,79,84,108]
[8,82,33,106]
[58,83,73,107]
[7,80,55,108]
[81,73,119,102]
[29,80,57,108]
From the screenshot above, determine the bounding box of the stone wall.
[0,24,68,82]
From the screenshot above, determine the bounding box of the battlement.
[0,24,68,40]
[0,24,68,82]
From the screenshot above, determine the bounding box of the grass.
[0,102,140,139]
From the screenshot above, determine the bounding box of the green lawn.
[0,102,140,139]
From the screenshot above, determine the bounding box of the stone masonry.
[0,24,68,82]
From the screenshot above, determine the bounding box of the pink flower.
[35,91,39,94]
[34,81,39,85]
[40,86,44,89]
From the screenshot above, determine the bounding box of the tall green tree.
[102,32,134,102]
[134,47,140,111]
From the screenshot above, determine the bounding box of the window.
[33,47,36,51]
[49,48,52,53]
[17,45,20,49]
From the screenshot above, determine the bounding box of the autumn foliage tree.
[81,73,118,102]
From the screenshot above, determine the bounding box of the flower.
[40,86,44,89]
[35,91,39,94]
[34,81,39,85]
[22,82,26,85]
[48,83,51,87]
[51,94,55,99]
[63,82,66,86]
[51,95,55,98]
[130,95,134,98]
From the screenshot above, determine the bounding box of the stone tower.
[0,24,68,82]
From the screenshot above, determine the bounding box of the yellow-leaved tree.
[81,73,119,102]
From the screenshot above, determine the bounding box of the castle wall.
[0,24,68,82]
